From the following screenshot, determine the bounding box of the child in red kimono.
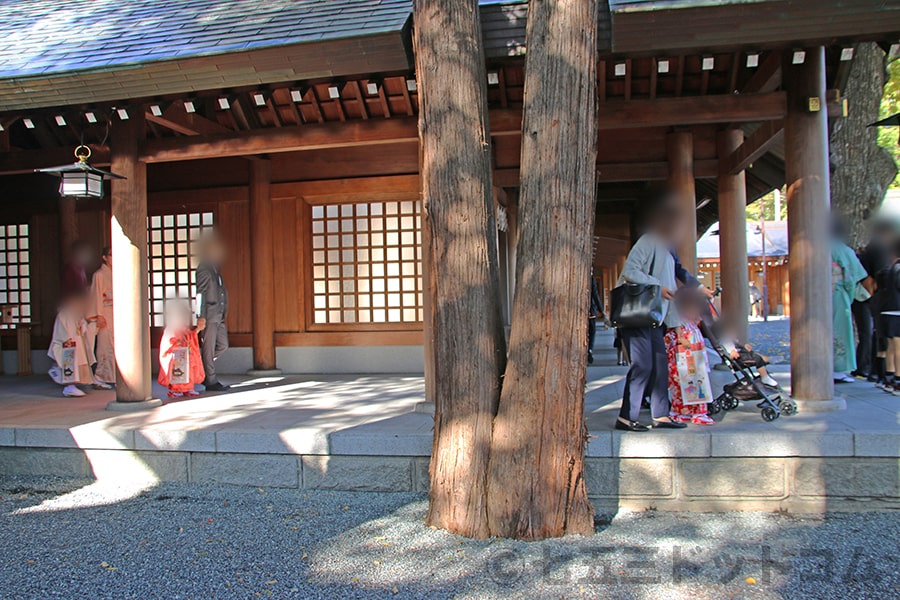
[665,289,715,425]
[158,299,205,398]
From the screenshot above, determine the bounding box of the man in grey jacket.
[195,232,230,391]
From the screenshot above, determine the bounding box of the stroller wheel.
[761,406,779,422]
[707,398,722,415]
[779,400,798,416]
[722,394,739,411]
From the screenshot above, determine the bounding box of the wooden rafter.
[305,87,325,123]
[675,56,685,96]
[376,82,392,119]
[720,121,784,175]
[742,50,783,93]
[351,81,369,120]
[146,102,232,136]
[624,58,633,101]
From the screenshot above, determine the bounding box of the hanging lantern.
[36,145,125,199]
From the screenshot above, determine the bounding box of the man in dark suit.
[195,232,230,391]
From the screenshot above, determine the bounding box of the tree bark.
[486,0,599,539]
[414,0,507,538]
[830,43,897,247]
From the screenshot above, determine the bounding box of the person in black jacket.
[195,231,230,391]
[587,274,603,364]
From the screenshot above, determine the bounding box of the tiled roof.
[0,0,413,79]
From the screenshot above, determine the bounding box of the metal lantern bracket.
[35,145,126,198]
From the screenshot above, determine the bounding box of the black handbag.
[609,251,664,329]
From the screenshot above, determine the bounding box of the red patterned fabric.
[665,324,709,417]
[158,328,205,393]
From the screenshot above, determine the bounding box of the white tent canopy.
[697,220,789,259]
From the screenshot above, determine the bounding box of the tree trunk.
[413,0,507,538]
[830,43,898,247]
[486,0,599,540]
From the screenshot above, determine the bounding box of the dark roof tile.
[0,0,412,79]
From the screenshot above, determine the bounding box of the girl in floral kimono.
[158,299,205,398]
[48,291,97,397]
[665,289,715,425]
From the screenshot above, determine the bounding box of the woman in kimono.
[832,224,868,383]
[89,247,115,387]
[158,299,206,398]
[48,291,97,397]
[665,288,715,425]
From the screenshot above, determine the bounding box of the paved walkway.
[0,329,898,461]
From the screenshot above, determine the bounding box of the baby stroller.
[698,292,797,422]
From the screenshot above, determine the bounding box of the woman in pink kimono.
[158,299,206,398]
[664,289,716,425]
[48,292,97,397]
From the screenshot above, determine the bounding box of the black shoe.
[652,419,688,429]
[867,374,880,383]
[615,419,649,432]
[204,382,230,392]
[587,352,594,365]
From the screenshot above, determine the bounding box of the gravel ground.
[1,476,898,600]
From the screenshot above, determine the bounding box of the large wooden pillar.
[667,130,697,272]
[717,129,750,342]
[784,46,840,409]
[108,110,160,410]
[248,159,280,374]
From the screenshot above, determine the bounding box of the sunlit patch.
[9,480,155,515]
[229,377,286,388]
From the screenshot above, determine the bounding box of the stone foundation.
[2,447,898,513]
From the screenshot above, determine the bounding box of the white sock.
[761,375,778,387]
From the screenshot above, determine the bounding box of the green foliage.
[878,57,900,189]
[746,189,787,221]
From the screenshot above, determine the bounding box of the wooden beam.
[495,159,718,187]
[141,117,420,163]
[134,92,789,163]
[720,119,785,175]
[597,92,787,128]
[0,145,110,174]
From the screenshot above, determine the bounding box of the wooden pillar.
[108,111,159,410]
[717,129,750,342]
[248,159,279,374]
[784,46,839,409]
[667,130,697,272]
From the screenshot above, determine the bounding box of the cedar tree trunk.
[486,0,599,540]
[830,43,897,246]
[413,0,507,538]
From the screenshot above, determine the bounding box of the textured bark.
[486,0,598,540]
[414,0,507,538]
[830,43,897,247]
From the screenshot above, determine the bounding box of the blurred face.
[102,253,112,268]
[64,294,89,317]
[74,247,93,267]
[202,237,226,265]
[165,302,192,330]
[652,198,687,246]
